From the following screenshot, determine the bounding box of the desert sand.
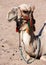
[0,0,46,65]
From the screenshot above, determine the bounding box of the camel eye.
[23,10,31,14]
[23,10,28,13]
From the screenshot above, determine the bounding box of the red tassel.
[30,20,33,26]
[25,16,29,21]
[16,27,18,32]
[24,16,29,21]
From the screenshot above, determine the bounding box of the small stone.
[20,58,23,60]
[7,51,10,53]
[2,45,4,47]
[16,51,17,52]
[10,57,11,59]
[12,53,15,56]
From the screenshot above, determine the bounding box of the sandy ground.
[0,0,46,65]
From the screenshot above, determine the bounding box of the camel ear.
[8,7,18,21]
[32,6,35,12]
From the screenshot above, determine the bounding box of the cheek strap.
[27,20,33,31]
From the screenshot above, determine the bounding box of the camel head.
[8,4,35,32]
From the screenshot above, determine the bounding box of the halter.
[16,15,33,33]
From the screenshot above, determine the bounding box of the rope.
[36,23,46,37]
[19,31,41,64]
[35,37,41,58]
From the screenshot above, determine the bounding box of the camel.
[8,4,46,64]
